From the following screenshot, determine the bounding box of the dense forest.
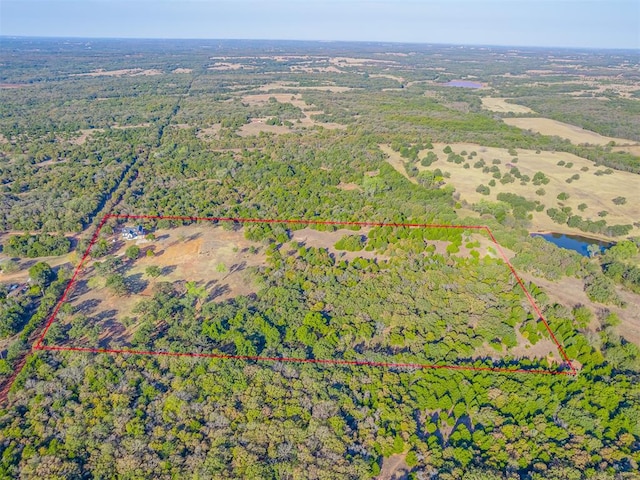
[1,38,639,479]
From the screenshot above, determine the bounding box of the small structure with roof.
[121,225,144,240]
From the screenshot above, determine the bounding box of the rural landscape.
[1,35,639,479]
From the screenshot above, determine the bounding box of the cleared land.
[57,225,266,348]
[503,117,638,146]
[239,93,347,131]
[481,97,535,114]
[521,273,640,350]
[383,142,639,237]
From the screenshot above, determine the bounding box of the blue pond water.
[443,80,484,89]
[530,232,612,257]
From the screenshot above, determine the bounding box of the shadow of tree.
[208,283,230,301]
[75,298,102,315]
[126,272,149,294]
[161,265,177,276]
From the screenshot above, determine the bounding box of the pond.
[530,232,613,257]
[442,80,484,89]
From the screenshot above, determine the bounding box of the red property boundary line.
[34,213,578,377]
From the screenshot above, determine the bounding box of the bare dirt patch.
[503,117,638,146]
[377,454,409,480]
[481,97,535,114]
[336,182,362,192]
[172,68,193,74]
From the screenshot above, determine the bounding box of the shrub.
[476,184,490,195]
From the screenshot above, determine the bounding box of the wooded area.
[1,38,639,479]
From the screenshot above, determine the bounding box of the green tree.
[106,274,128,296]
[28,262,54,292]
[145,265,162,278]
[125,245,140,260]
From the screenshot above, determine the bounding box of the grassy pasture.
[383,142,639,238]
[503,117,639,146]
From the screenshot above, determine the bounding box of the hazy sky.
[2,0,639,49]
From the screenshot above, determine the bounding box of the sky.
[1,0,639,49]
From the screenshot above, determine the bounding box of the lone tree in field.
[145,266,162,278]
[125,245,140,261]
[106,274,128,296]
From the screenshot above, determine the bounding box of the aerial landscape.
[0,0,639,478]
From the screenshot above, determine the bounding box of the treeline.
[546,207,633,237]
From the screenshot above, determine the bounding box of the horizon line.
[2,35,638,53]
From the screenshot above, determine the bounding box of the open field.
[255,81,353,93]
[238,119,292,136]
[379,144,418,184]
[520,272,640,349]
[503,117,639,146]
[57,225,266,348]
[382,142,639,238]
[240,92,347,131]
[481,97,536,114]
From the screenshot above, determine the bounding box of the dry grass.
[379,145,418,184]
[336,182,362,192]
[520,272,640,349]
[481,97,535,114]
[384,142,639,237]
[290,65,344,74]
[255,82,352,93]
[329,57,396,67]
[377,454,409,480]
[239,93,346,131]
[208,62,254,71]
[238,119,292,137]
[503,117,638,146]
[370,73,405,83]
[56,225,266,347]
[172,68,192,74]
[195,124,221,139]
